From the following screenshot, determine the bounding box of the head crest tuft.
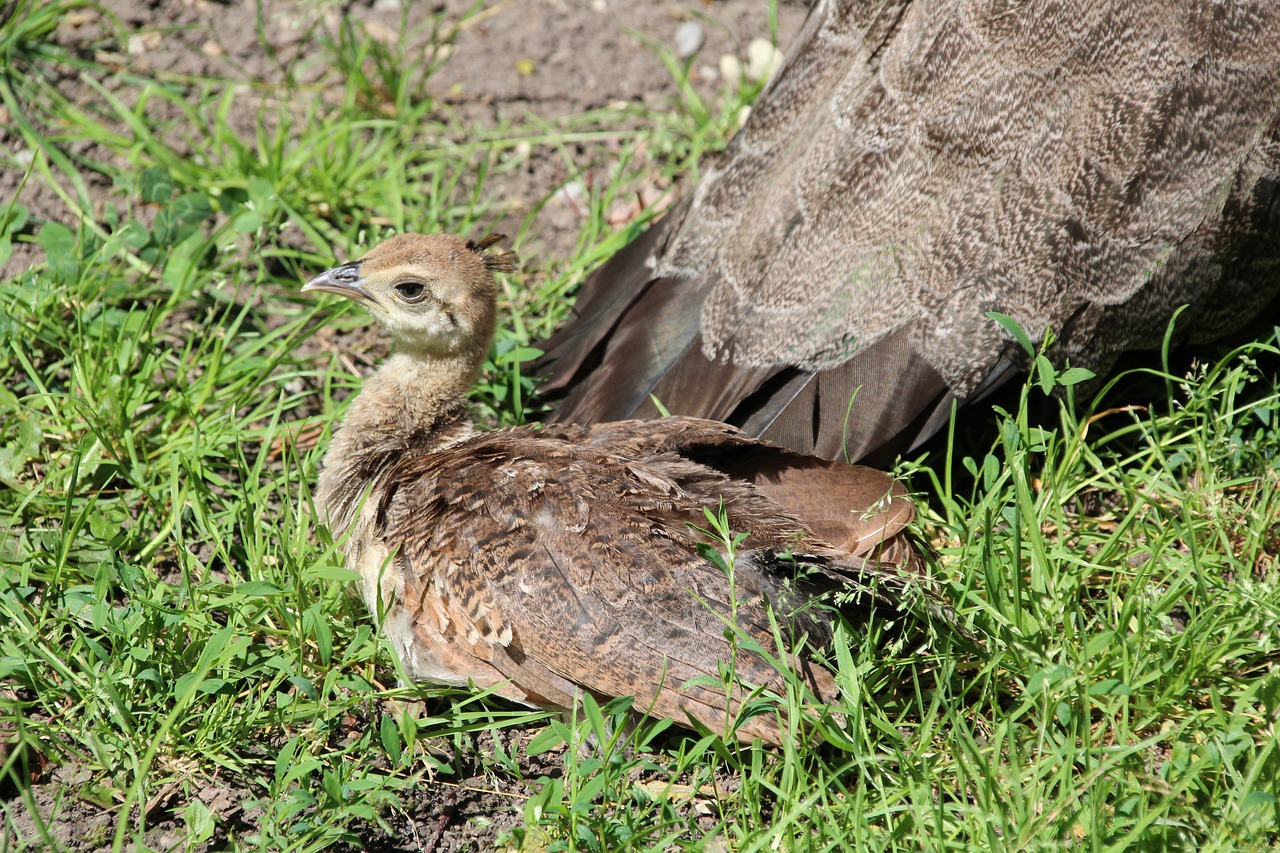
[467,233,519,274]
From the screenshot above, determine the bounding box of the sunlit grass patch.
[3,0,1280,849]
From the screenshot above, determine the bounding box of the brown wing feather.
[535,0,1280,463]
[559,417,920,559]
[388,436,826,743]
[380,421,940,744]
[535,212,687,402]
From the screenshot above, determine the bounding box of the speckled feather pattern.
[339,417,928,746]
[669,0,1280,380]
[539,0,1280,462]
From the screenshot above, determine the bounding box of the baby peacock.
[305,232,947,745]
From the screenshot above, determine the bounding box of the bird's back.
[377,418,931,744]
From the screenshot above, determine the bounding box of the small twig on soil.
[420,789,459,853]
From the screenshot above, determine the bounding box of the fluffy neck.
[316,350,480,533]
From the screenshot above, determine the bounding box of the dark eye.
[394,280,427,303]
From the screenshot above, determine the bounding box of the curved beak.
[302,261,375,304]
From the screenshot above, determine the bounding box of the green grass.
[4,1,1280,850]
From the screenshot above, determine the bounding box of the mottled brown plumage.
[537,0,1280,463]
[306,233,944,745]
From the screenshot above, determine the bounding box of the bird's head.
[303,233,517,357]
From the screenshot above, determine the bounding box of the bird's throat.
[315,351,479,534]
[354,351,479,434]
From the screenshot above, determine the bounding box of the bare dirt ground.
[4,0,809,277]
[2,1,811,850]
